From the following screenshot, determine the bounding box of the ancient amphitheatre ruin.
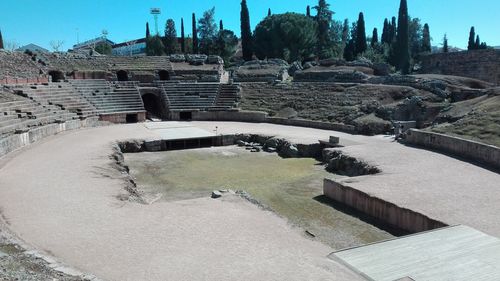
[0,0,500,280]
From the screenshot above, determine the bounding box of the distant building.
[16,44,49,53]
[112,38,147,56]
[73,36,115,51]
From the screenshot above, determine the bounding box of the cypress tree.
[180,18,185,53]
[355,12,367,56]
[371,28,378,47]
[306,5,311,17]
[422,23,431,53]
[341,19,349,44]
[396,0,410,74]
[475,35,480,49]
[192,13,198,53]
[314,0,334,54]
[241,0,253,61]
[0,29,3,49]
[146,22,151,38]
[468,26,475,50]
[443,34,448,53]
[390,16,397,42]
[381,18,389,44]
[268,8,271,17]
[220,20,224,31]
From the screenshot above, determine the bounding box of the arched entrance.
[141,93,163,119]
[116,70,128,81]
[48,70,64,82]
[158,70,170,81]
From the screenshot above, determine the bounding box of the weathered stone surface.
[288,61,303,76]
[169,54,186,62]
[323,149,380,176]
[207,55,224,64]
[279,142,299,158]
[211,190,222,198]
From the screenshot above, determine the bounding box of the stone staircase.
[216,84,240,108]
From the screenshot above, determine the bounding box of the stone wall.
[420,49,500,85]
[0,117,100,158]
[404,129,500,171]
[323,178,447,233]
[100,112,146,124]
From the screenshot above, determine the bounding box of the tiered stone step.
[0,91,78,136]
[216,84,241,108]
[18,83,98,118]
[104,57,173,71]
[160,82,221,111]
[69,79,145,115]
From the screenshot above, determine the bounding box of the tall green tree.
[240,0,253,61]
[180,18,186,53]
[198,7,219,55]
[381,19,389,44]
[216,29,239,62]
[475,35,480,49]
[442,34,448,53]
[95,42,112,55]
[268,8,271,17]
[390,17,397,42]
[146,22,151,38]
[0,29,3,49]
[341,19,349,44]
[409,17,423,58]
[314,0,334,54]
[192,13,198,53]
[468,26,476,50]
[396,0,410,74]
[422,23,431,53]
[219,20,224,31]
[163,19,178,55]
[146,35,165,56]
[371,28,378,47]
[306,5,311,17]
[354,12,367,56]
[254,13,317,62]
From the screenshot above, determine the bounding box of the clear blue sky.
[1,0,498,51]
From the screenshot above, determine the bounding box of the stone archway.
[158,70,170,81]
[48,70,65,82]
[141,93,163,119]
[116,70,129,81]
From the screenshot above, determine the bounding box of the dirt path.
[0,123,362,281]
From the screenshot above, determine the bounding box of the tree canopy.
[163,19,179,55]
[240,0,253,61]
[198,7,218,55]
[254,13,317,62]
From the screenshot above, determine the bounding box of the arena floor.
[0,121,498,280]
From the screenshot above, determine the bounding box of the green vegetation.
[163,19,179,55]
[94,42,112,55]
[192,13,198,54]
[240,0,253,61]
[468,26,488,50]
[355,12,367,57]
[395,0,410,74]
[197,7,218,55]
[422,23,431,53]
[180,18,185,53]
[145,35,165,56]
[0,29,3,49]
[254,13,317,62]
[125,147,392,248]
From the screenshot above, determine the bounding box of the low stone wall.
[323,178,447,233]
[405,129,500,171]
[191,111,356,133]
[192,110,268,123]
[0,76,50,84]
[100,112,146,123]
[0,117,100,158]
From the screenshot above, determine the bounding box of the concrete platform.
[331,225,500,281]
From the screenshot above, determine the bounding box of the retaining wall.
[191,110,356,133]
[100,112,147,124]
[0,117,100,158]
[323,178,448,233]
[405,129,500,171]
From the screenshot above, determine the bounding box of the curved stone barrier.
[405,129,500,172]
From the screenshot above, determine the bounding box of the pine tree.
[220,20,224,31]
[468,26,476,50]
[371,28,378,47]
[354,12,367,56]
[192,13,198,53]
[163,19,178,55]
[146,22,151,38]
[396,0,410,74]
[0,29,3,49]
[314,0,334,54]
[241,0,253,61]
[306,5,311,17]
[268,8,271,17]
[422,23,431,53]
[443,34,448,53]
[180,18,186,53]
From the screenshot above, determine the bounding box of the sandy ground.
[0,123,363,281]
[191,122,500,237]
